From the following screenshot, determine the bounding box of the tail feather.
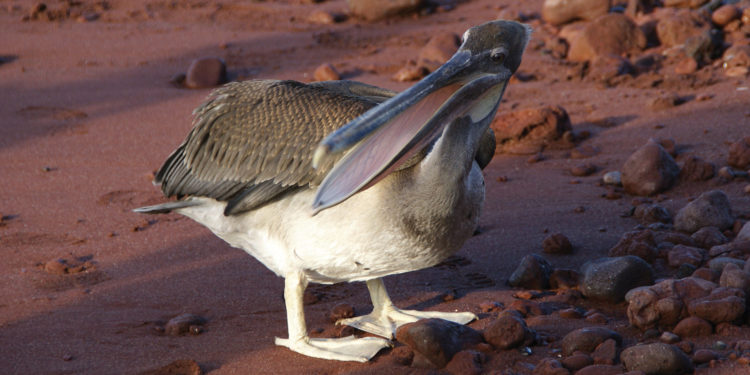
[133,200,202,214]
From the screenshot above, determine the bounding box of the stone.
[577,364,624,375]
[562,353,593,371]
[684,29,722,65]
[390,345,414,366]
[508,254,552,290]
[491,105,572,155]
[347,0,422,21]
[587,54,634,83]
[692,349,719,364]
[621,140,680,196]
[728,137,750,169]
[185,57,227,89]
[621,343,694,375]
[533,358,571,375]
[719,263,750,294]
[592,338,619,365]
[649,93,683,110]
[396,318,484,368]
[674,57,698,74]
[543,233,573,254]
[708,257,745,272]
[687,288,746,324]
[692,267,719,282]
[313,63,340,81]
[634,204,672,224]
[561,327,622,356]
[655,297,684,326]
[444,350,483,375]
[660,331,680,344]
[141,359,202,375]
[673,316,712,337]
[738,222,750,242]
[663,0,708,8]
[581,256,654,302]
[667,244,705,268]
[550,269,579,289]
[570,163,597,177]
[712,5,741,27]
[483,313,534,350]
[691,226,727,249]
[603,171,622,185]
[679,155,715,181]
[674,190,734,233]
[609,230,658,263]
[656,9,710,48]
[165,313,207,336]
[568,14,647,62]
[307,10,342,24]
[392,60,428,82]
[417,32,459,73]
[541,0,610,26]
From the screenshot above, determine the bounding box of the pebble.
[185,57,227,89]
[649,93,683,110]
[692,349,719,364]
[674,190,734,233]
[620,343,694,375]
[660,331,681,344]
[347,0,421,21]
[508,254,552,290]
[390,345,414,366]
[165,313,207,336]
[542,233,573,254]
[570,163,597,177]
[395,318,483,368]
[602,171,622,185]
[549,269,579,289]
[143,359,202,375]
[313,63,340,81]
[719,263,750,294]
[491,105,572,155]
[592,338,618,364]
[667,244,705,268]
[712,5,741,27]
[691,226,727,249]
[307,10,344,24]
[561,327,622,356]
[444,350,484,375]
[674,57,698,75]
[576,364,623,375]
[707,257,745,273]
[562,353,593,371]
[609,230,658,262]
[567,14,646,62]
[634,204,672,224]
[656,9,710,48]
[580,256,654,303]
[483,312,534,350]
[559,307,584,319]
[392,60,428,82]
[728,137,750,169]
[621,139,680,196]
[417,32,460,73]
[687,288,746,324]
[585,312,607,324]
[541,0,610,26]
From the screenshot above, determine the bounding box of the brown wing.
[154,80,392,215]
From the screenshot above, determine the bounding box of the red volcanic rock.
[728,136,750,169]
[561,327,622,356]
[483,312,534,349]
[418,32,460,72]
[674,190,734,233]
[568,14,646,62]
[655,297,684,326]
[648,92,683,110]
[185,57,227,89]
[550,269,580,289]
[592,338,619,365]
[444,350,484,375]
[575,364,624,375]
[508,253,552,289]
[347,0,422,21]
[711,4,740,27]
[692,349,719,364]
[621,343,694,375]
[491,105,572,155]
[541,0,610,26]
[313,63,341,81]
[722,45,750,70]
[533,358,571,375]
[634,204,672,224]
[673,316,713,337]
[609,230,658,262]
[667,244,705,268]
[561,353,593,371]
[679,155,715,181]
[142,359,202,375]
[393,60,428,82]
[663,0,708,8]
[621,140,680,196]
[656,9,710,48]
[687,287,746,324]
[543,233,573,254]
[719,263,750,294]
[396,318,484,368]
[165,313,207,336]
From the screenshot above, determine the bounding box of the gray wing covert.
[154,80,380,215]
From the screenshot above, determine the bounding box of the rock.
[141,359,203,375]
[543,233,573,254]
[307,10,342,24]
[483,312,534,349]
[691,226,727,249]
[609,230,658,262]
[585,312,608,324]
[663,0,708,8]
[722,45,750,71]
[444,350,483,375]
[687,288,746,324]
[533,358,571,375]
[562,353,593,371]
[392,60,428,82]
[561,327,622,356]
[719,263,750,294]
[165,313,207,336]
[621,140,680,196]
[313,63,340,81]
[491,105,572,155]
[508,254,552,290]
[648,93,683,110]
[712,5,740,27]
[667,244,705,268]
[417,32,459,72]
[581,256,654,302]
[592,338,619,365]
[568,14,647,62]
[570,163,597,177]
[396,318,484,368]
[621,343,694,375]
[625,277,717,330]
[692,349,719,364]
[44,258,69,275]
[673,316,712,337]
[185,57,227,89]
[674,190,734,233]
[684,29,722,64]
[347,0,422,21]
[328,303,354,323]
[655,297,684,326]
[738,222,750,242]
[707,257,745,272]
[656,9,710,48]
[541,0,611,26]
[587,54,634,83]
[550,269,580,289]
[576,364,624,375]
[674,57,698,74]
[603,171,622,185]
[634,204,672,224]
[390,345,414,366]
[660,331,680,344]
[728,137,750,169]
[692,267,719,282]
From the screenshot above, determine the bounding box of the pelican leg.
[274,272,392,362]
[337,278,477,339]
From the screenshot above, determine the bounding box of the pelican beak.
[312,21,530,213]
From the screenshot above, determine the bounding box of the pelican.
[135,20,530,362]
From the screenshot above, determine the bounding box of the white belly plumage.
[176,162,485,284]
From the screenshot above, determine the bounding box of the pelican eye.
[490,50,506,63]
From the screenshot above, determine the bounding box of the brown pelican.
[135,20,530,362]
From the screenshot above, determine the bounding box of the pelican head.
[312,20,532,212]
